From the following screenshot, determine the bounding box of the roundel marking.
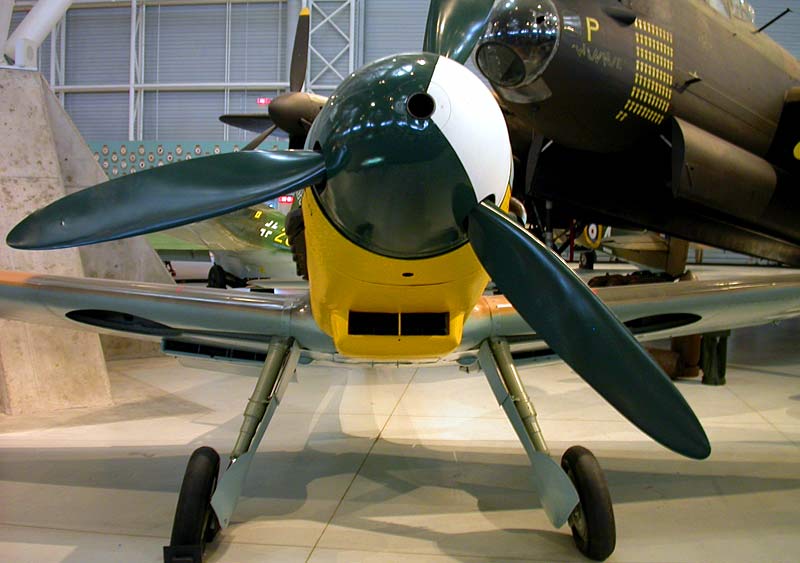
[583,223,603,249]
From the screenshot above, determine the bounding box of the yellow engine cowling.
[302,188,510,360]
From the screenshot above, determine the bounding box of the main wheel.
[561,446,615,561]
[169,446,221,550]
[207,265,227,288]
[579,250,596,270]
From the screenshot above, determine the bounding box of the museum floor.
[1,275,799,562]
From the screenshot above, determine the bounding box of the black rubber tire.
[579,250,596,270]
[169,446,221,549]
[561,446,616,561]
[207,265,227,288]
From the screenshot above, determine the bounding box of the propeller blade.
[423,0,495,64]
[7,150,326,250]
[220,113,277,134]
[468,201,711,460]
[290,6,310,92]
[244,124,279,151]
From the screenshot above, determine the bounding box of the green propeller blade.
[468,201,711,460]
[290,7,311,92]
[7,150,326,250]
[219,113,278,134]
[423,0,495,64]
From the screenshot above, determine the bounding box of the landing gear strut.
[479,338,616,561]
[164,337,300,563]
[207,264,247,289]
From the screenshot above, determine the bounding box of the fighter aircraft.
[3,2,800,562]
[219,6,325,152]
[462,0,800,267]
[150,203,302,287]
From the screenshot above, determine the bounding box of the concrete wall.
[0,68,112,414]
[0,68,174,413]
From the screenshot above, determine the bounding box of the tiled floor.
[1,317,799,561]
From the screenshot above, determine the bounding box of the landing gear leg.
[163,337,300,563]
[207,264,227,288]
[479,338,615,561]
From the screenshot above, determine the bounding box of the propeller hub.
[476,0,560,97]
[305,54,512,260]
[268,92,320,137]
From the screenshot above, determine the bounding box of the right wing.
[0,271,334,359]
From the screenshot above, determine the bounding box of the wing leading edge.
[1,270,799,367]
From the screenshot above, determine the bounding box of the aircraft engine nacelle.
[671,118,777,223]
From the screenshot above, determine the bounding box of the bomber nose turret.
[475,0,561,95]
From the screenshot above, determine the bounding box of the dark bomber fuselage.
[476,0,800,264]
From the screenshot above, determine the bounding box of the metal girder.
[307,0,354,95]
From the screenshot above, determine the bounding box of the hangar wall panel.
[230,2,285,82]
[144,4,227,84]
[362,0,428,64]
[749,0,800,58]
[65,7,129,85]
[64,92,128,141]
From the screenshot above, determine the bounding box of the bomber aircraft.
[462,0,800,267]
[3,1,800,562]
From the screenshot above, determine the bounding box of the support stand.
[701,330,730,386]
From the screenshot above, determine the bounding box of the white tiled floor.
[1,318,799,562]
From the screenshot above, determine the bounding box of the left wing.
[462,273,800,360]
[1,270,799,367]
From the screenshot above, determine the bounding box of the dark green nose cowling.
[305,53,475,260]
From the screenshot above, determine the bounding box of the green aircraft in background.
[148,203,302,287]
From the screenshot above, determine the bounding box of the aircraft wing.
[1,270,799,367]
[0,270,335,358]
[601,232,669,253]
[461,273,800,361]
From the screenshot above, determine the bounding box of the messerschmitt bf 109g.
[461,0,800,265]
[2,2,800,562]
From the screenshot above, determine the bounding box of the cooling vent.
[348,312,449,336]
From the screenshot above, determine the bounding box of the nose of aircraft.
[476,0,561,88]
[306,53,511,260]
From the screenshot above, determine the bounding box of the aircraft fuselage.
[300,53,512,360]
[476,0,800,264]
